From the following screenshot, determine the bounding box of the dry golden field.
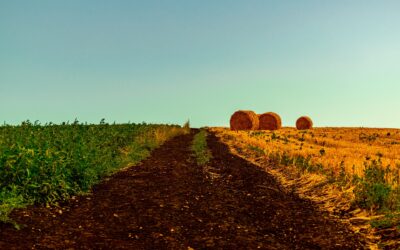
[211,127,400,248]
[211,127,400,186]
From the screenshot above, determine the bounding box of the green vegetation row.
[0,120,189,226]
[191,130,212,166]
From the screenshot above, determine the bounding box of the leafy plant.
[353,160,392,211]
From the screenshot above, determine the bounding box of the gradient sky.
[1,1,400,128]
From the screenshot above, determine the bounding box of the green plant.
[353,160,392,211]
[370,213,400,229]
[248,145,265,157]
[191,130,212,166]
[249,131,266,137]
[0,187,25,229]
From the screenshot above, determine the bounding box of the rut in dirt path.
[0,130,366,249]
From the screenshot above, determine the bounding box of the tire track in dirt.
[0,130,366,249]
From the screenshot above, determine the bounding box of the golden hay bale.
[258,112,282,130]
[230,110,259,130]
[296,116,313,130]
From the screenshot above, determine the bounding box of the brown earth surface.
[0,130,366,249]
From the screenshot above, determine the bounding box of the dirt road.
[0,131,365,249]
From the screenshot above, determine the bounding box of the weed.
[191,130,212,166]
[353,160,392,211]
[248,145,265,157]
[370,213,400,229]
[359,133,379,142]
[183,120,191,134]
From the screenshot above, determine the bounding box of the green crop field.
[0,120,189,225]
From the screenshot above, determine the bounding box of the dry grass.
[212,127,400,186]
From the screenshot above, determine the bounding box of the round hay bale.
[258,112,282,130]
[296,116,313,130]
[230,110,259,130]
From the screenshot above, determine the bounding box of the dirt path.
[0,130,366,249]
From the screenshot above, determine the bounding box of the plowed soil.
[0,130,366,249]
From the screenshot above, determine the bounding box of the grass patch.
[191,130,212,166]
[370,213,400,229]
[247,145,265,157]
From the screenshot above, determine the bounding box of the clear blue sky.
[1,1,399,128]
